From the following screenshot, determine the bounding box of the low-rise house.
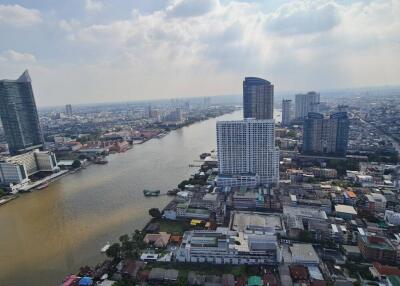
[121,259,144,278]
[386,210,400,226]
[289,265,309,283]
[342,245,362,260]
[290,244,320,265]
[148,268,179,282]
[370,262,400,281]
[335,205,357,220]
[358,235,397,264]
[143,232,171,248]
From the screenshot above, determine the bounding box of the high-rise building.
[281,99,292,126]
[0,70,44,155]
[302,112,349,156]
[65,104,73,116]
[217,119,279,186]
[295,91,320,119]
[243,77,274,119]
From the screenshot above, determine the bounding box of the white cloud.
[3,0,400,105]
[167,0,217,18]
[266,1,340,35]
[0,50,37,63]
[85,0,104,12]
[0,4,42,27]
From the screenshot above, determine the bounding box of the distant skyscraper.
[295,91,320,119]
[302,112,349,156]
[217,119,279,186]
[243,77,274,119]
[65,104,73,116]
[282,99,292,126]
[0,70,44,155]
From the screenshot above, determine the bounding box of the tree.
[149,208,162,219]
[0,189,6,198]
[106,243,121,260]
[72,160,81,169]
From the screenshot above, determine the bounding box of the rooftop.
[335,204,357,215]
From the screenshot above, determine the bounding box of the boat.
[143,189,160,197]
[36,183,49,190]
[200,152,211,159]
[167,189,180,196]
[101,242,110,253]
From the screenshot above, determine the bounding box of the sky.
[0,0,399,106]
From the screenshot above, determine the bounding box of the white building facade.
[176,229,282,265]
[0,162,29,185]
[217,119,279,186]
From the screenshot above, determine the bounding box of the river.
[0,109,280,285]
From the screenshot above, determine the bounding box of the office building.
[302,112,349,156]
[0,162,29,185]
[0,149,58,186]
[176,228,282,265]
[65,104,73,116]
[217,119,279,186]
[0,70,44,155]
[282,99,292,126]
[295,91,320,119]
[243,77,274,119]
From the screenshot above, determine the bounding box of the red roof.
[373,262,400,276]
[263,274,278,286]
[289,265,309,281]
[368,236,385,244]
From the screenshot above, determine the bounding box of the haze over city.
[1,0,399,106]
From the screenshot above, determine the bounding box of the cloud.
[0,50,37,63]
[167,0,217,18]
[85,0,104,12]
[0,4,42,27]
[266,0,340,36]
[2,0,400,105]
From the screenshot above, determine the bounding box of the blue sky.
[0,0,399,106]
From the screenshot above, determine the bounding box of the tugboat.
[143,189,160,197]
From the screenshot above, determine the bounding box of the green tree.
[106,243,121,260]
[0,188,6,198]
[72,160,81,169]
[149,208,162,218]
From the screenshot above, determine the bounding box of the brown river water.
[0,110,245,286]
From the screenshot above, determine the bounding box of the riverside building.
[0,70,44,155]
[295,91,320,120]
[243,77,274,120]
[216,119,279,187]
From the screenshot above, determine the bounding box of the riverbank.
[0,195,18,206]
[0,110,243,286]
[60,151,214,285]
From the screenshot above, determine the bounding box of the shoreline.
[2,109,236,207]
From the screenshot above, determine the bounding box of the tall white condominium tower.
[216,119,279,186]
[295,91,320,119]
[281,99,292,126]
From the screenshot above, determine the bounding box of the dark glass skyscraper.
[243,77,274,119]
[0,70,44,155]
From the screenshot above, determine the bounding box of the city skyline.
[1,0,399,106]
